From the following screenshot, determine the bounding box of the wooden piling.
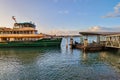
[70,37,73,49]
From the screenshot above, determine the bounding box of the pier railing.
[105,34,120,48]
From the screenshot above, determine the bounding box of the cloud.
[88,26,120,32]
[47,26,120,35]
[49,29,79,35]
[114,2,120,13]
[89,26,101,31]
[103,2,120,18]
[58,10,69,14]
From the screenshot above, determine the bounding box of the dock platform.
[71,32,120,51]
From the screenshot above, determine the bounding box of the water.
[0,37,120,80]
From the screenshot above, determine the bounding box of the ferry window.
[14,31,16,34]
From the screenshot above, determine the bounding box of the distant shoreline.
[56,35,81,37]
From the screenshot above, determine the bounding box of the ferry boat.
[0,21,62,47]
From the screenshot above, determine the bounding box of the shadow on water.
[107,48,120,55]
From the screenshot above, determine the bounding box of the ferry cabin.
[0,22,44,42]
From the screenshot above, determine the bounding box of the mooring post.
[66,37,68,48]
[97,35,100,44]
[70,37,73,49]
[83,39,88,51]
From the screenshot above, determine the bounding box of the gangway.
[105,34,120,48]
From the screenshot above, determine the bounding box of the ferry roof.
[0,27,37,31]
[14,22,36,28]
[79,32,120,36]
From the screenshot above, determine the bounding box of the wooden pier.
[71,32,120,51]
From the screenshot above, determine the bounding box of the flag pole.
[12,16,17,23]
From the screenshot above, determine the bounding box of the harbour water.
[0,37,120,80]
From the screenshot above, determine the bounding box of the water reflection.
[82,52,87,61]
[99,51,120,72]
[81,51,120,71]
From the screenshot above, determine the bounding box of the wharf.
[70,32,120,51]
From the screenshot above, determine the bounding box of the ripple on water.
[0,37,120,80]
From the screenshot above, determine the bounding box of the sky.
[0,0,120,35]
